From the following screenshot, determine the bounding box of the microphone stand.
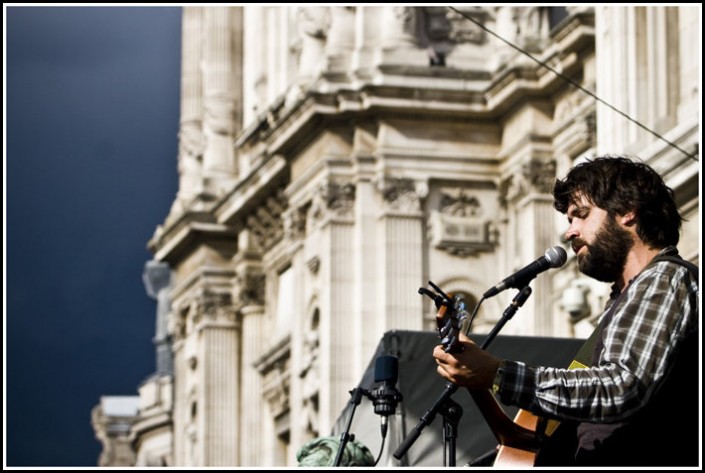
[480,285,532,350]
[393,285,533,465]
[334,387,368,466]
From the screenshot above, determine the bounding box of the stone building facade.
[92,5,700,467]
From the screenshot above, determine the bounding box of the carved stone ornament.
[283,205,308,243]
[255,336,292,420]
[172,291,238,339]
[204,96,237,136]
[377,177,424,214]
[178,123,206,163]
[233,271,265,308]
[522,156,556,195]
[308,180,356,228]
[439,189,482,217]
[247,190,288,252]
[499,157,556,206]
[446,7,488,44]
[429,189,496,257]
[306,256,320,275]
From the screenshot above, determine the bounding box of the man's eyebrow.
[567,205,589,218]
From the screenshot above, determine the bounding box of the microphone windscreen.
[374,355,398,383]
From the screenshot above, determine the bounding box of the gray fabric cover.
[332,330,584,467]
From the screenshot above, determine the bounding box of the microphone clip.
[371,383,403,417]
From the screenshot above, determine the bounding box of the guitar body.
[469,390,542,467]
[493,409,540,466]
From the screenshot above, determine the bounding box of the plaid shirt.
[496,247,699,423]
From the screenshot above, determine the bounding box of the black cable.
[448,6,698,163]
[374,428,387,466]
[464,296,485,335]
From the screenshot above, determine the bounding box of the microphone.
[483,246,568,298]
[371,355,403,436]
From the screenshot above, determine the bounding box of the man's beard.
[575,216,634,283]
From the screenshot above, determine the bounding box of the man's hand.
[433,332,500,390]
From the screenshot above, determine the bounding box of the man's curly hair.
[552,156,682,248]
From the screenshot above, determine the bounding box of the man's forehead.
[568,192,593,209]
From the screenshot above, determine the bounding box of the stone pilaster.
[304,180,356,434]
[376,177,425,332]
[232,229,266,466]
[195,291,240,466]
[499,156,558,336]
[170,289,239,466]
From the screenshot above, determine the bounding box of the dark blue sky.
[6,6,182,466]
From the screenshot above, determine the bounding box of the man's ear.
[619,211,637,227]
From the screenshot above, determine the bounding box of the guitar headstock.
[419,281,469,354]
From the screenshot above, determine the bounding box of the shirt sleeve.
[496,262,698,423]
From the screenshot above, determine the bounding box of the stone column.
[202,7,242,194]
[376,6,426,67]
[595,6,632,153]
[174,7,204,212]
[324,6,355,75]
[645,7,678,132]
[380,6,418,48]
[351,6,383,80]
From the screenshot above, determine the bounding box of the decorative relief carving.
[377,177,425,214]
[381,6,418,47]
[192,291,236,326]
[306,256,320,275]
[178,123,206,164]
[514,7,549,51]
[439,189,482,217]
[294,6,329,79]
[247,190,288,252]
[170,290,237,340]
[446,7,488,44]
[233,271,265,308]
[499,157,556,206]
[522,156,556,194]
[298,6,329,41]
[299,312,320,436]
[308,180,356,228]
[204,96,237,136]
[393,6,414,26]
[429,189,497,257]
[282,205,308,243]
[255,336,291,422]
[169,303,189,342]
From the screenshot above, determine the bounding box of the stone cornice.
[233,12,595,167]
[212,154,288,227]
[148,211,236,266]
